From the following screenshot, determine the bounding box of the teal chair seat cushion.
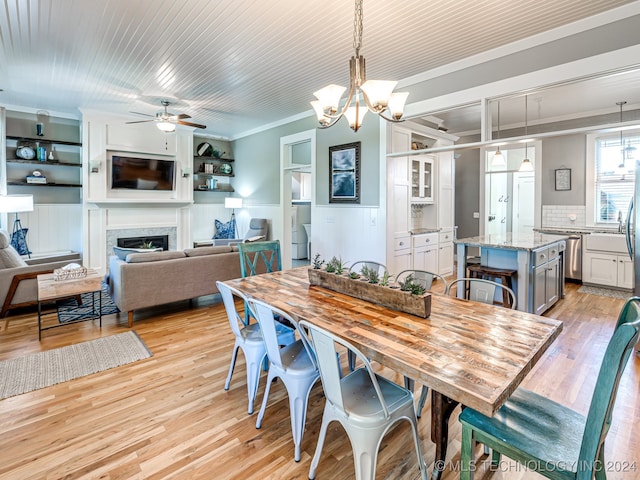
[459,388,585,474]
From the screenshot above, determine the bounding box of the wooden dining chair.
[237,240,282,278]
[458,297,640,480]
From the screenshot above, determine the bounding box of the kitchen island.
[455,232,569,314]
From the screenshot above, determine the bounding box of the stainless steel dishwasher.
[564,234,583,281]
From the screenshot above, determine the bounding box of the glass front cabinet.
[410,155,434,203]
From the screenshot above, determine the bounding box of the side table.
[37,269,103,340]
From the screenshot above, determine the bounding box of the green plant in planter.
[349,271,360,279]
[312,253,325,270]
[361,265,380,284]
[380,271,390,287]
[325,256,347,274]
[141,241,156,249]
[398,274,427,295]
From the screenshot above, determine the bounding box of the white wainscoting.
[5,204,83,256]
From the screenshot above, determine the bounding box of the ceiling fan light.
[387,92,409,120]
[156,121,176,133]
[360,80,397,111]
[313,84,346,114]
[345,104,367,132]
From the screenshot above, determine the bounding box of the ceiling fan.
[127,100,206,131]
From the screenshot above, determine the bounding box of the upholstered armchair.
[212,218,269,246]
[0,229,81,331]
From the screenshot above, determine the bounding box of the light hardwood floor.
[0,279,638,480]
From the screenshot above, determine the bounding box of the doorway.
[483,143,538,236]
[280,130,316,270]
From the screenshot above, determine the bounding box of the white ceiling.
[0,0,638,139]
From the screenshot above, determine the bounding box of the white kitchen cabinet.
[582,233,634,289]
[391,234,412,274]
[438,230,454,276]
[412,233,438,272]
[410,155,434,204]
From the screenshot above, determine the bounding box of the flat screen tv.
[111,156,175,191]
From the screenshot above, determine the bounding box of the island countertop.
[454,232,569,251]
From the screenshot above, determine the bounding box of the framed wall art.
[555,168,571,191]
[329,142,361,204]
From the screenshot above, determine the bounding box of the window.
[592,132,639,224]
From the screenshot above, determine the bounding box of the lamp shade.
[0,194,34,213]
[224,197,243,209]
[156,121,176,132]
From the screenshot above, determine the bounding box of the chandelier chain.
[353,0,363,55]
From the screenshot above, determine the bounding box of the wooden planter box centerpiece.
[307,268,431,318]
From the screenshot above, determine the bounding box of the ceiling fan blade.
[129,111,155,118]
[175,113,191,119]
[177,120,207,129]
[126,119,155,124]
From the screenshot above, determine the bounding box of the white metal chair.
[395,269,449,418]
[348,260,388,277]
[250,298,320,462]
[300,319,428,480]
[446,277,517,310]
[217,281,295,415]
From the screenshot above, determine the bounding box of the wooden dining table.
[222,267,563,479]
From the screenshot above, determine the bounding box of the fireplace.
[117,235,169,250]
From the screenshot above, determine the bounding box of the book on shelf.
[26,175,47,184]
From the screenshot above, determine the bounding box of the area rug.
[0,331,152,399]
[57,281,119,324]
[578,285,631,300]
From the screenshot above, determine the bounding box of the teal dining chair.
[237,240,281,278]
[458,297,640,480]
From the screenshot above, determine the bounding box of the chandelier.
[310,0,408,132]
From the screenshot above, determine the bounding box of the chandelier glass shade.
[156,121,176,133]
[519,95,534,172]
[491,100,506,167]
[311,0,408,132]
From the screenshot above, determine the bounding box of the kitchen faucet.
[618,210,624,233]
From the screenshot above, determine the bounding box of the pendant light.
[491,101,506,167]
[616,101,627,176]
[519,95,534,172]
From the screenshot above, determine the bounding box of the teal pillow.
[213,218,237,239]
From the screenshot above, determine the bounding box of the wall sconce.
[90,161,101,173]
[181,166,191,178]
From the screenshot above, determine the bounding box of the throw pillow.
[113,246,162,261]
[10,228,31,256]
[213,218,237,239]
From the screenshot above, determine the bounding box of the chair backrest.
[245,218,268,240]
[299,319,390,418]
[237,240,282,277]
[250,299,315,371]
[217,281,252,334]
[446,277,517,310]
[577,301,640,478]
[395,269,447,292]
[348,260,388,276]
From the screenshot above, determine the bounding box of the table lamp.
[224,197,243,239]
[0,194,34,257]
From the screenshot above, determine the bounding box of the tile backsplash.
[542,205,586,227]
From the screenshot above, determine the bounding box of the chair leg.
[417,386,429,419]
[309,407,333,480]
[246,349,266,415]
[460,424,476,480]
[224,344,240,391]
[406,414,429,480]
[256,370,276,429]
[350,425,383,480]
[287,376,316,462]
[594,445,606,480]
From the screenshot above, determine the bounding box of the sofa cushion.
[213,218,237,239]
[125,250,186,263]
[0,244,28,268]
[113,246,162,261]
[184,246,233,257]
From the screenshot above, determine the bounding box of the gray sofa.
[108,245,242,327]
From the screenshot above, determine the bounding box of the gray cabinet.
[532,243,562,315]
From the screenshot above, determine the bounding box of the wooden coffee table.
[37,269,103,340]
